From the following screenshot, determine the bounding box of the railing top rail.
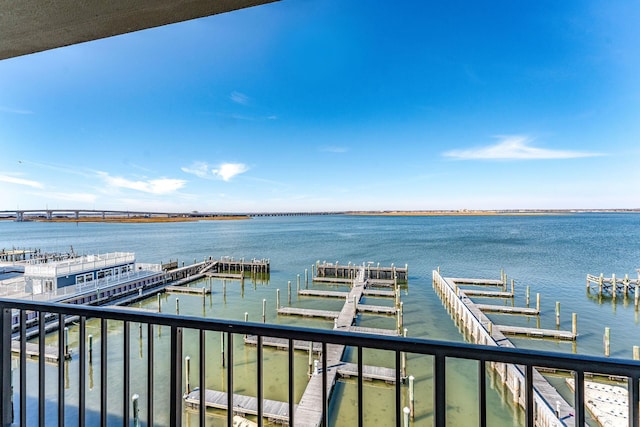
[1,297,639,378]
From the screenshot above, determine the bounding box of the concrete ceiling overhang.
[0,0,277,60]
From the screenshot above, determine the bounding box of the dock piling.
[604,327,610,357]
[262,299,266,323]
[572,313,577,337]
[599,274,604,296]
[633,346,639,361]
[277,289,280,309]
[308,342,313,377]
[88,334,93,364]
[526,286,530,307]
[536,294,540,313]
[185,356,191,393]
[402,328,408,378]
[555,302,560,327]
[157,294,161,312]
[408,375,415,418]
[403,407,410,427]
[64,327,69,357]
[221,332,225,367]
[635,285,639,309]
[288,281,291,304]
[297,275,301,294]
[132,394,140,427]
[305,268,308,288]
[510,279,514,295]
[176,298,179,315]
[612,274,617,301]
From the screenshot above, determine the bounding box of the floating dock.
[566,378,628,427]
[186,262,403,426]
[276,307,340,319]
[164,285,210,295]
[314,261,408,282]
[183,389,290,424]
[11,340,70,363]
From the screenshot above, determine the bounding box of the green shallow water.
[3,213,640,425]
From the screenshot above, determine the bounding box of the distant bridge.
[0,209,342,221]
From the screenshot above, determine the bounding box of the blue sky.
[1,1,639,212]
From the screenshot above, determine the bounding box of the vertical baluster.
[630,374,640,427]
[58,313,65,427]
[525,365,534,427]
[39,311,45,427]
[200,329,206,427]
[226,332,234,427]
[0,308,11,427]
[147,323,154,427]
[434,354,446,427]
[574,370,585,427]
[479,359,486,427]
[101,319,107,426]
[20,310,26,425]
[288,338,295,427]
[123,321,130,427]
[79,316,86,426]
[358,346,363,427]
[395,350,402,427]
[257,335,263,427]
[169,325,183,427]
[322,342,328,427]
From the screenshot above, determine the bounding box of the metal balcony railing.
[1,298,639,427]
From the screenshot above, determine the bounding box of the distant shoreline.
[345,209,640,216]
[1,209,639,223]
[0,215,250,223]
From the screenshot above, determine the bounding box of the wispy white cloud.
[98,172,186,194]
[320,146,349,153]
[212,163,249,181]
[181,161,210,179]
[230,91,249,105]
[443,136,603,160]
[0,174,44,188]
[182,162,249,182]
[0,106,33,115]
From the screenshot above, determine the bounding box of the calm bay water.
[2,213,639,426]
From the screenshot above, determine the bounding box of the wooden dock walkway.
[496,325,575,340]
[11,340,70,363]
[475,304,539,316]
[276,307,340,319]
[365,279,396,288]
[348,326,398,336]
[449,277,504,286]
[298,288,395,299]
[335,362,397,383]
[297,289,348,298]
[294,266,369,427]
[184,389,290,424]
[205,272,245,280]
[461,289,513,298]
[362,289,395,297]
[164,285,210,295]
[229,263,404,426]
[356,304,396,315]
[243,336,323,353]
[311,277,352,284]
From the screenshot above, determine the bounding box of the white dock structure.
[433,270,576,426]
